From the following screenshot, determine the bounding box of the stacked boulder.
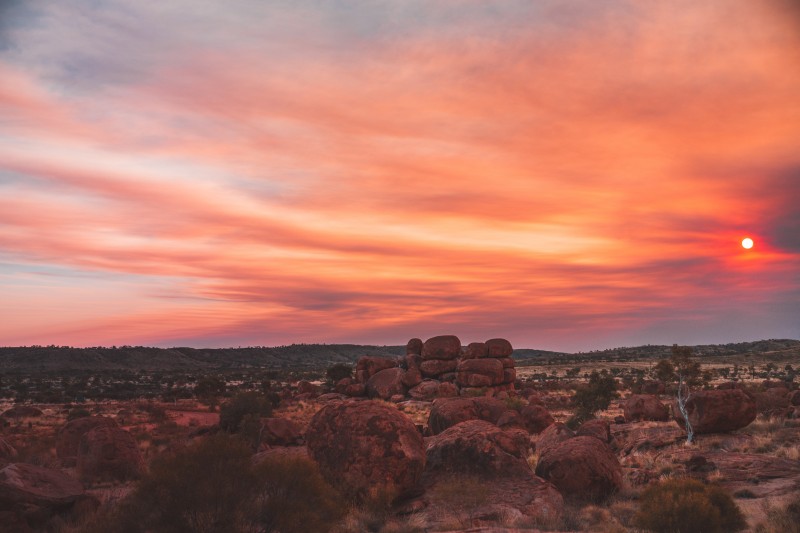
[344,334,518,402]
[456,338,517,396]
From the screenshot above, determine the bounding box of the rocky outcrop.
[623,394,669,422]
[520,404,554,434]
[535,436,623,502]
[335,377,366,397]
[420,359,459,378]
[456,359,505,388]
[56,416,119,467]
[486,339,513,357]
[462,342,488,359]
[428,397,516,435]
[674,389,757,434]
[408,380,458,401]
[77,426,144,481]
[306,400,425,500]
[422,335,462,360]
[406,338,423,356]
[576,419,614,448]
[366,367,407,400]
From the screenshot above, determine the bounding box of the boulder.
[425,420,530,475]
[366,367,406,400]
[56,416,119,467]
[623,394,669,422]
[401,367,423,388]
[419,359,458,377]
[427,397,512,435]
[755,387,790,415]
[296,380,320,395]
[355,356,398,384]
[485,338,513,357]
[535,422,574,458]
[498,357,516,368]
[535,436,623,502]
[261,418,303,446]
[520,404,554,434]
[576,419,614,447]
[0,463,84,508]
[462,342,488,359]
[437,382,459,398]
[306,400,425,500]
[421,335,462,360]
[503,368,517,384]
[456,359,505,387]
[406,338,423,356]
[674,389,757,434]
[77,426,144,481]
[408,381,441,401]
[1,406,43,419]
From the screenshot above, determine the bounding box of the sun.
[741,237,754,249]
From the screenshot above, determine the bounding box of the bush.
[571,370,618,423]
[77,435,346,533]
[635,478,746,533]
[755,494,800,533]
[219,391,273,433]
[67,408,92,421]
[326,363,353,383]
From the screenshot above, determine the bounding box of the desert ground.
[1,337,799,532]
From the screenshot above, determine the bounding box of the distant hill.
[0,339,797,373]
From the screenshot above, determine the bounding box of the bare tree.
[670,345,701,444]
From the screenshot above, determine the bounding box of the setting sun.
[742,237,754,249]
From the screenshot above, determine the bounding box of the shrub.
[78,435,346,533]
[635,478,746,533]
[755,494,800,533]
[571,370,618,424]
[326,363,353,383]
[219,391,273,433]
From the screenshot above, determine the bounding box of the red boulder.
[535,436,623,502]
[421,335,462,361]
[623,394,669,422]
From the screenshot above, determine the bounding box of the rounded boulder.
[535,436,623,502]
[306,400,425,500]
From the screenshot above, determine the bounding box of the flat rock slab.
[611,423,685,455]
[0,463,84,508]
[667,450,800,498]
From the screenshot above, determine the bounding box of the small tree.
[670,345,702,444]
[568,370,618,428]
[193,376,226,411]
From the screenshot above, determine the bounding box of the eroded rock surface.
[674,389,756,434]
[535,436,623,502]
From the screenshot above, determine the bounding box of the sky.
[1,0,799,352]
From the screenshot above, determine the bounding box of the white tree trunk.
[676,375,693,444]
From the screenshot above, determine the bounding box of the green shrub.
[77,435,346,533]
[219,391,273,433]
[635,478,746,533]
[326,363,353,383]
[571,370,618,423]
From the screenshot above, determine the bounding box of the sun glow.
[741,237,754,249]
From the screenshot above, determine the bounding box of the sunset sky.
[1,1,798,352]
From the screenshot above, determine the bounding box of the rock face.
[790,390,800,406]
[420,359,459,378]
[0,463,84,508]
[674,389,757,434]
[428,397,514,435]
[535,422,574,458]
[462,342,488,359]
[422,335,462,360]
[306,400,425,500]
[535,436,623,502]
[366,367,407,400]
[426,420,530,475]
[261,418,304,446]
[77,426,144,481]
[456,359,505,388]
[355,356,398,384]
[520,404,554,434]
[56,416,119,467]
[421,420,563,527]
[623,394,669,422]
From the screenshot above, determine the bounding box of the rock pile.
[342,334,519,402]
[77,426,144,482]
